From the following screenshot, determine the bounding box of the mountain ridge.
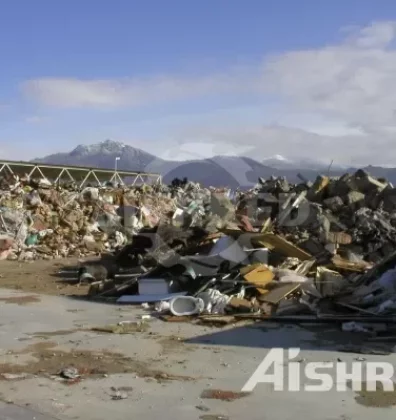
[34,140,396,187]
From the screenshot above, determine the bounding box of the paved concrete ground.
[0,288,395,420]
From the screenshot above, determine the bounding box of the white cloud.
[261,21,396,134]
[23,21,396,135]
[22,72,253,108]
[347,21,396,48]
[18,20,396,166]
[158,121,396,167]
[159,140,251,161]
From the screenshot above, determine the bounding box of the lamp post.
[115,157,120,172]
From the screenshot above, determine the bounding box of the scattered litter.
[60,367,80,380]
[155,301,171,313]
[111,390,129,400]
[1,373,30,380]
[196,405,210,412]
[201,389,251,402]
[200,416,229,420]
[91,321,149,334]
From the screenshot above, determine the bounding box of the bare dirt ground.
[0,259,89,296]
[0,340,193,383]
[0,260,396,419]
[0,287,394,419]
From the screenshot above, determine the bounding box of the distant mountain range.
[34,139,396,187]
[261,154,346,171]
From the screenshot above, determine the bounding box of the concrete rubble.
[3,169,396,344]
[0,174,223,261]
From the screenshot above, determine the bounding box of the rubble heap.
[0,175,236,261]
[4,168,396,342]
[239,169,396,264]
[44,168,396,346]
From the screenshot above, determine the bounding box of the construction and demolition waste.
[0,175,229,260]
[3,169,396,340]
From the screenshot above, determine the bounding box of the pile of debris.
[79,223,396,342]
[60,169,396,342]
[4,167,396,337]
[0,174,234,261]
[240,169,396,263]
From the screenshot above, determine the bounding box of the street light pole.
[115,157,120,172]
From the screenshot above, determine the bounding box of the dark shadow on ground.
[185,322,396,353]
[51,254,121,285]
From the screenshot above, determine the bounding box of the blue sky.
[2,0,396,165]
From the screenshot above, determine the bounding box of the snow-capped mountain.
[70,140,127,157]
[262,155,346,171]
[35,140,158,172]
[34,139,392,187]
[262,155,295,169]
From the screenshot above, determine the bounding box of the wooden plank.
[241,264,274,294]
[160,315,194,323]
[254,233,311,261]
[198,315,237,325]
[218,230,311,260]
[324,232,352,245]
[260,284,300,304]
[330,256,372,273]
[334,302,378,316]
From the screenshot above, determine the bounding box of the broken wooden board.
[324,232,352,245]
[240,263,262,276]
[259,284,300,305]
[254,233,312,261]
[219,230,312,261]
[330,256,372,273]
[228,297,255,311]
[160,315,195,323]
[241,264,274,294]
[198,315,238,325]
